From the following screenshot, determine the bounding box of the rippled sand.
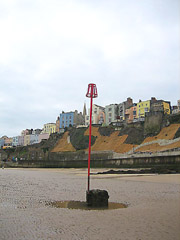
[0,168,180,240]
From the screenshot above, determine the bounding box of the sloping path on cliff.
[143,124,180,143]
[134,124,180,153]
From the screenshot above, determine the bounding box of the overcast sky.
[0,0,179,137]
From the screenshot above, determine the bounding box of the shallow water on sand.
[48,200,127,210]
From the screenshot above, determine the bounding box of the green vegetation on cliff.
[118,126,144,145]
[98,126,115,136]
[174,127,180,139]
[69,127,96,150]
[169,113,180,124]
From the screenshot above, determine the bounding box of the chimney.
[127,97,133,106]
[151,97,157,103]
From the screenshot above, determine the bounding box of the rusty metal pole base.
[86,189,109,207]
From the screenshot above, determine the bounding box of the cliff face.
[51,124,180,154]
[50,113,180,154]
[1,113,180,162]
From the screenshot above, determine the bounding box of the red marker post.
[86,83,98,192]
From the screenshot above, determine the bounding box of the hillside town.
[1,97,180,149]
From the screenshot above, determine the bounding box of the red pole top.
[86,83,98,98]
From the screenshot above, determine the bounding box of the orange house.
[125,104,137,123]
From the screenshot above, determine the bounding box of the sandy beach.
[0,168,180,240]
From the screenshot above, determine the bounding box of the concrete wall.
[5,150,180,168]
[144,112,163,135]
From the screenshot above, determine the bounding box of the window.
[144,108,148,112]
[108,108,112,111]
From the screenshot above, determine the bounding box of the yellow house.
[163,102,170,114]
[24,135,31,146]
[137,99,171,117]
[151,100,171,115]
[43,123,56,135]
[136,100,150,118]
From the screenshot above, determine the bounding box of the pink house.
[38,133,49,143]
[18,136,24,146]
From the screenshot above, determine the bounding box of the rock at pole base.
[86,189,109,207]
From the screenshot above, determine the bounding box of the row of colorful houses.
[85,98,180,126]
[1,98,180,148]
[0,130,50,149]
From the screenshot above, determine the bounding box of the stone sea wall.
[3,150,180,168]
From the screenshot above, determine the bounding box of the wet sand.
[0,168,180,240]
